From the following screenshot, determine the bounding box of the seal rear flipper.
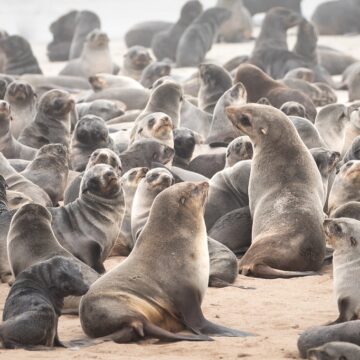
[241,264,318,279]
[199,320,254,337]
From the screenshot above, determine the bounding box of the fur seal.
[0,256,88,349]
[284,67,315,82]
[21,144,69,205]
[4,80,37,139]
[280,101,307,118]
[311,0,360,35]
[69,10,101,60]
[314,82,337,106]
[328,161,360,215]
[298,321,360,358]
[60,29,116,78]
[0,35,42,75]
[89,73,143,92]
[173,127,197,168]
[70,115,116,172]
[80,181,252,341]
[131,168,174,242]
[50,164,125,273]
[207,82,247,145]
[282,79,323,107]
[250,7,304,79]
[140,62,171,88]
[64,148,121,205]
[324,218,360,324]
[6,191,32,211]
[152,1,203,61]
[227,104,325,278]
[131,112,174,147]
[217,0,252,42]
[112,167,148,256]
[0,152,51,207]
[47,10,78,62]
[176,7,231,67]
[205,159,251,230]
[342,62,360,102]
[307,342,360,360]
[0,100,37,160]
[235,64,317,122]
[198,63,232,114]
[125,21,172,48]
[76,100,125,122]
[121,46,152,81]
[342,136,360,164]
[333,202,360,221]
[18,90,74,149]
[243,0,302,15]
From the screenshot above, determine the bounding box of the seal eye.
[239,114,251,127]
[148,118,155,128]
[350,237,358,247]
[333,223,342,235]
[147,173,158,182]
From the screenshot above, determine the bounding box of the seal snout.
[0,100,10,114]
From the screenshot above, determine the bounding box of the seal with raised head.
[0,100,37,160]
[227,104,325,278]
[70,114,116,172]
[0,256,89,349]
[131,112,174,148]
[80,181,252,342]
[235,64,317,122]
[328,161,360,216]
[176,7,231,67]
[60,29,116,78]
[324,218,360,324]
[21,144,69,205]
[152,1,203,61]
[4,80,37,139]
[173,127,197,168]
[18,89,74,149]
[307,342,360,360]
[198,63,232,114]
[121,46,153,81]
[50,164,124,274]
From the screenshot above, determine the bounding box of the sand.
[1,31,359,359]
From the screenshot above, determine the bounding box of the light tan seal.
[227,104,325,278]
[80,182,252,342]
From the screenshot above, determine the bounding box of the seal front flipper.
[176,286,254,337]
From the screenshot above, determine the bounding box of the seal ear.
[180,197,186,205]
[259,127,267,135]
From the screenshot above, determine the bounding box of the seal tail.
[241,264,318,279]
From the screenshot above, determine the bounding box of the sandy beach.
[0,8,359,359]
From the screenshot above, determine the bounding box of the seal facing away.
[80,182,252,342]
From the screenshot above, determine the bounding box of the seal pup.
[112,167,148,256]
[324,218,360,324]
[121,46,152,81]
[173,127,197,168]
[139,62,171,88]
[131,112,174,148]
[0,256,89,349]
[0,35,42,75]
[342,136,360,165]
[207,82,247,145]
[70,115,116,172]
[235,64,317,122]
[4,80,37,139]
[328,161,360,216]
[21,144,69,205]
[280,101,307,118]
[18,89,74,149]
[217,0,252,42]
[50,164,125,274]
[298,321,360,358]
[47,10,78,62]
[76,100,125,122]
[89,73,143,92]
[198,63,232,114]
[80,182,252,341]
[307,342,360,360]
[69,10,101,59]
[152,1,203,61]
[6,191,32,211]
[333,202,360,221]
[0,100,37,160]
[176,7,231,67]
[64,148,122,204]
[227,104,325,278]
[60,29,116,78]
[0,152,51,207]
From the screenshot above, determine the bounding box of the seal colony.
[1,0,360,358]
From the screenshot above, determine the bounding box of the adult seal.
[227,104,325,278]
[80,182,252,342]
[18,89,74,149]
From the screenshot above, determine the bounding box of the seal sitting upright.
[80,182,252,342]
[227,104,325,278]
